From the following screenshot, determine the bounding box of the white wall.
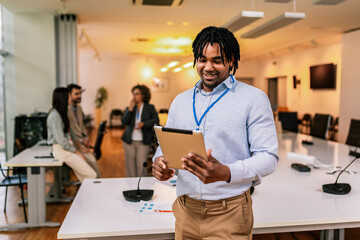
[3,12,56,157]
[79,52,261,123]
[338,29,360,143]
[255,44,342,119]
[79,43,343,130]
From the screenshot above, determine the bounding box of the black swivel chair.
[310,114,332,139]
[91,121,107,160]
[278,112,299,133]
[300,113,312,135]
[109,109,123,128]
[346,119,360,147]
[0,164,28,222]
[159,109,169,114]
[328,117,339,141]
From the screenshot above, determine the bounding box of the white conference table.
[1,141,65,230]
[58,132,360,240]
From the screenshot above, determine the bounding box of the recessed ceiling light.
[153,48,183,54]
[183,62,193,68]
[172,67,182,73]
[160,67,169,72]
[166,21,174,26]
[167,61,180,68]
[156,37,192,46]
[182,22,190,26]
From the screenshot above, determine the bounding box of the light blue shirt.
[153,75,278,200]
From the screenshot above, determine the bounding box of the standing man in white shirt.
[67,84,101,178]
[152,26,278,239]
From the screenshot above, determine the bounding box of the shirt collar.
[195,75,235,95]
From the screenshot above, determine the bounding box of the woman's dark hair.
[52,87,69,133]
[192,26,240,75]
[131,84,151,104]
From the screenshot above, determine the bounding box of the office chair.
[300,113,312,135]
[109,109,122,128]
[91,121,107,160]
[346,119,360,147]
[158,109,169,114]
[310,114,332,139]
[328,117,339,141]
[278,112,299,133]
[0,164,28,222]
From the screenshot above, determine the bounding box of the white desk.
[58,177,176,239]
[1,142,64,230]
[58,132,360,239]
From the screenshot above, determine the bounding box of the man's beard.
[74,98,81,104]
[202,80,219,91]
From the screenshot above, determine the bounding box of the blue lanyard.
[136,109,140,121]
[192,75,234,131]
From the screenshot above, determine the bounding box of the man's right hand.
[152,156,175,181]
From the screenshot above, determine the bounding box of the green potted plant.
[95,87,108,108]
[94,87,108,127]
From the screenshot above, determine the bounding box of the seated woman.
[47,87,97,182]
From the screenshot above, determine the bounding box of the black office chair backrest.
[93,121,107,160]
[159,109,169,114]
[278,112,299,133]
[310,114,331,139]
[346,119,360,147]
[302,114,311,123]
[110,109,122,116]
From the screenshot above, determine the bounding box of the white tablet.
[154,126,207,169]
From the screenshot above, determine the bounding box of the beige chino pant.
[81,151,101,178]
[173,190,253,240]
[52,144,97,183]
[123,141,150,177]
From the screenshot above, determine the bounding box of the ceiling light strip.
[241,12,305,38]
[312,0,347,5]
[223,11,264,32]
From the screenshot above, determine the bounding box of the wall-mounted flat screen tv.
[310,63,336,89]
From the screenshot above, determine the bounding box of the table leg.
[320,229,344,240]
[46,167,72,203]
[0,167,60,231]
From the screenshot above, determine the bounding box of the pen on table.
[154,209,172,213]
[34,156,54,159]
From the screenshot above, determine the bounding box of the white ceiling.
[1,0,360,60]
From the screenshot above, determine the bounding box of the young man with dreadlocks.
[153,26,278,239]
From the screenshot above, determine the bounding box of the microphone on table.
[301,135,314,145]
[349,142,360,158]
[322,153,360,195]
[123,162,154,202]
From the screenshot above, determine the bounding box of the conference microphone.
[349,142,360,158]
[322,154,360,195]
[302,135,314,145]
[123,162,154,202]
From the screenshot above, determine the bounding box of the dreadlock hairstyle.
[192,26,240,75]
[51,87,70,133]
